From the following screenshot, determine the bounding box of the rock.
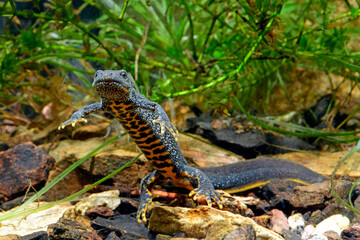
[255,200,271,214]
[148,206,284,239]
[44,137,150,200]
[17,231,48,240]
[315,214,350,235]
[47,219,101,240]
[323,230,341,240]
[282,229,301,240]
[301,224,327,240]
[321,203,354,222]
[0,142,55,201]
[288,213,305,234]
[0,192,45,211]
[91,214,153,239]
[115,197,138,214]
[0,202,72,237]
[179,133,244,167]
[223,225,256,240]
[273,151,360,179]
[341,223,360,240]
[261,179,301,209]
[104,231,120,240]
[301,225,315,240]
[303,94,334,128]
[85,206,115,219]
[307,210,325,225]
[252,215,271,228]
[71,122,109,140]
[269,209,289,234]
[0,235,19,240]
[186,115,314,159]
[290,180,352,208]
[63,190,121,218]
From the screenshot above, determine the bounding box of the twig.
[135,23,151,81]
[181,0,197,61]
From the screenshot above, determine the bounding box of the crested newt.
[59,69,326,223]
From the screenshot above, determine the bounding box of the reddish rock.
[269,209,289,234]
[85,206,115,219]
[341,223,360,240]
[0,142,55,201]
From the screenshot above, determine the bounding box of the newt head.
[92,69,133,100]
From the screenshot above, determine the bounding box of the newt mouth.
[92,79,125,88]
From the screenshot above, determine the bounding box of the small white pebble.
[288,213,305,233]
[302,225,316,240]
[301,224,328,240]
[315,214,350,235]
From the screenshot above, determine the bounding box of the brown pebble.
[252,214,270,227]
[323,230,342,240]
[341,223,360,240]
[85,206,115,219]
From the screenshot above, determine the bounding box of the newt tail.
[59,69,325,224]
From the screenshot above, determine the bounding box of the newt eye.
[120,71,127,78]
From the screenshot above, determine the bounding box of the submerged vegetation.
[1,0,360,223]
[0,0,360,141]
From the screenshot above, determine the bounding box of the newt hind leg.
[181,166,223,209]
[137,171,159,223]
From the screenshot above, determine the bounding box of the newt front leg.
[58,102,103,130]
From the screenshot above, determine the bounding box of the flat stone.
[64,190,121,217]
[71,122,109,140]
[148,206,284,239]
[273,151,360,179]
[91,214,152,239]
[0,202,72,237]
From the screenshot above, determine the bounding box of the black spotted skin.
[59,69,326,224]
